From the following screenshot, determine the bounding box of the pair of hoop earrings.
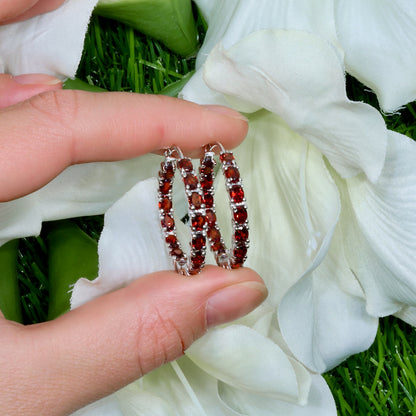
[158,143,249,276]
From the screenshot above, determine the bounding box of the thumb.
[0,266,267,415]
[0,73,62,108]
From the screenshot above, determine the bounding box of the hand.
[0,0,66,24]
[0,5,266,413]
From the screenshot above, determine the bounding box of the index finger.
[0,0,65,24]
[0,90,248,201]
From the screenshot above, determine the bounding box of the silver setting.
[158,147,207,276]
[201,143,249,269]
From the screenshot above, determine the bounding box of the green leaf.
[158,70,194,96]
[94,0,198,56]
[0,240,22,323]
[45,220,98,320]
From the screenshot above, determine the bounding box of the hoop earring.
[200,143,249,269]
[158,146,207,276]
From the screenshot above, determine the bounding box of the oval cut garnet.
[161,214,174,231]
[200,174,213,190]
[191,214,205,230]
[224,166,240,182]
[203,192,214,208]
[230,185,244,203]
[161,162,175,179]
[189,192,203,208]
[165,234,178,247]
[206,210,217,226]
[233,244,247,260]
[233,207,247,224]
[178,158,193,171]
[202,156,215,168]
[208,227,221,242]
[159,179,171,195]
[191,252,205,267]
[192,234,205,251]
[211,240,224,252]
[235,226,249,242]
[200,165,213,177]
[159,197,172,212]
[220,152,235,163]
[184,174,198,189]
[171,247,183,257]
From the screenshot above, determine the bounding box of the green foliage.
[0,240,22,322]
[45,220,99,320]
[14,11,416,416]
[18,237,49,324]
[76,15,196,94]
[325,318,416,415]
[94,0,199,57]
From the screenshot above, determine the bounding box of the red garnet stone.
[192,214,205,230]
[220,152,235,163]
[230,185,244,203]
[233,207,247,224]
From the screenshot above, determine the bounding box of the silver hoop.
[200,143,249,269]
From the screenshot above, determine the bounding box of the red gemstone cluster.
[200,147,249,269]
[158,144,249,276]
[158,149,207,275]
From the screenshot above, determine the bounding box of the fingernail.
[206,281,268,328]
[13,74,62,86]
[203,105,248,122]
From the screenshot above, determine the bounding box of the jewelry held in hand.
[158,143,249,276]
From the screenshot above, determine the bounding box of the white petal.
[0,154,159,247]
[279,223,378,373]
[213,112,340,305]
[70,393,123,416]
[341,131,416,317]
[186,325,311,405]
[116,383,177,415]
[202,29,387,182]
[179,68,230,107]
[71,177,171,309]
[0,194,41,247]
[38,155,159,220]
[193,0,338,70]
[141,357,225,415]
[218,374,336,416]
[395,306,416,327]
[335,0,416,112]
[0,0,98,78]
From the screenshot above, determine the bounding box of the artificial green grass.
[325,318,416,416]
[15,12,416,416]
[76,15,196,94]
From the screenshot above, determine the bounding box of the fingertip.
[201,104,249,151]
[13,73,62,86]
[202,105,249,123]
[195,264,264,288]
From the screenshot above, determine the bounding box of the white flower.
[0,0,415,244]
[70,178,337,416]
[0,0,99,79]
[193,0,416,113]
[0,0,415,411]
[181,20,416,373]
